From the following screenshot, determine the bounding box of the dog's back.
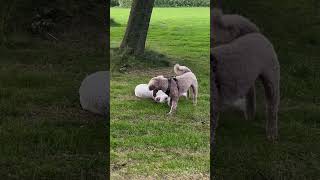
[175,71,198,94]
[135,84,153,98]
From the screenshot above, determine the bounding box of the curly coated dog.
[211,8,280,141]
[148,65,198,115]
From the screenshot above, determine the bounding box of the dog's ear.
[149,84,155,90]
[149,77,159,90]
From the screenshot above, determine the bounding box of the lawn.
[0,32,108,178]
[214,0,320,179]
[110,8,210,178]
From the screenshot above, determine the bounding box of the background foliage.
[113,0,210,7]
[1,0,105,45]
[0,0,108,178]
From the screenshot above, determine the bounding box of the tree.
[120,0,155,56]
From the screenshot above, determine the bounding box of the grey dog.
[211,8,280,141]
[148,65,198,115]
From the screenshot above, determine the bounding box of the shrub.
[118,0,132,7]
[110,0,119,7]
[118,0,210,8]
[155,0,210,7]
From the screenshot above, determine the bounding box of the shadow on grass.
[110,48,178,73]
[111,18,121,27]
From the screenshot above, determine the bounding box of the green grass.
[111,4,320,179]
[110,8,210,178]
[213,0,320,179]
[0,33,108,178]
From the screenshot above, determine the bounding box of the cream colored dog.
[148,65,198,115]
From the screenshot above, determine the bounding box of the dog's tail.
[174,64,192,76]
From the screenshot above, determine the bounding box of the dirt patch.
[128,67,175,77]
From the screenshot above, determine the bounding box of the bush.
[118,0,210,8]
[1,0,106,39]
[118,0,132,7]
[155,0,209,7]
[110,0,119,7]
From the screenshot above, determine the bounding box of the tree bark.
[120,0,155,56]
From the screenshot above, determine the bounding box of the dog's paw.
[167,111,175,116]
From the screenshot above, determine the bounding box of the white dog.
[79,71,109,116]
[135,84,188,105]
[135,84,169,103]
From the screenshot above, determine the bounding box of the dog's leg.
[186,89,189,99]
[245,85,256,120]
[181,92,188,99]
[167,97,171,107]
[167,100,178,115]
[261,71,280,142]
[191,84,198,105]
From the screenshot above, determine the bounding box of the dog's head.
[148,75,165,91]
[154,93,169,103]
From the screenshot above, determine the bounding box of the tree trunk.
[120,0,155,56]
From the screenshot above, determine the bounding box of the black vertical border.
[104,0,110,178]
[210,0,221,179]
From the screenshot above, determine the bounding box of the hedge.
[116,0,210,8]
[111,0,119,7]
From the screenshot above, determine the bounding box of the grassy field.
[0,32,108,178]
[110,8,210,178]
[214,0,320,179]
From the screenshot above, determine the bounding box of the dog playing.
[148,64,198,115]
[134,84,169,103]
[211,8,280,141]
